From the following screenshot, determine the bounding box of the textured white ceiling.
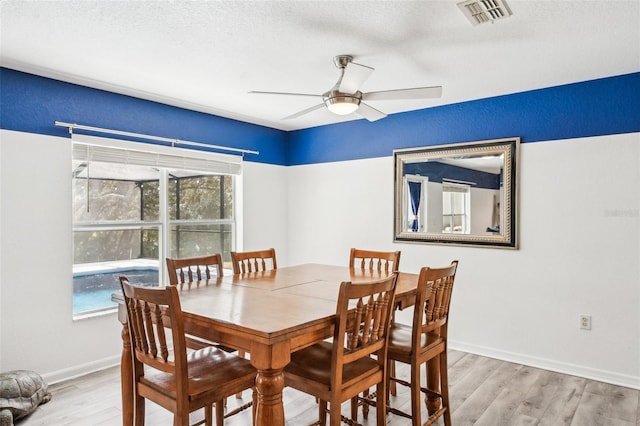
[1,0,639,131]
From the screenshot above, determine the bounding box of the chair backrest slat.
[120,276,188,377]
[334,276,397,379]
[230,248,277,275]
[349,248,401,273]
[413,261,459,338]
[166,254,223,287]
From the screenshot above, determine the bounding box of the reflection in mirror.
[394,138,519,248]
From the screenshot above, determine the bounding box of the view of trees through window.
[167,174,233,261]
[72,160,235,316]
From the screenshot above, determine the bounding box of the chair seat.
[286,341,382,390]
[140,346,256,401]
[388,323,444,357]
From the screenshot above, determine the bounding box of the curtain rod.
[54,121,259,156]
[442,178,477,186]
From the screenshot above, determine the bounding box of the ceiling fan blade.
[338,62,374,94]
[356,102,387,122]
[362,86,443,101]
[249,90,322,98]
[282,103,326,120]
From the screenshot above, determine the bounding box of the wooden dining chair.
[229,248,278,378]
[166,255,248,401]
[119,276,256,426]
[166,255,227,350]
[284,275,398,426]
[230,248,277,274]
[349,248,401,273]
[386,260,458,426]
[349,247,401,407]
[166,254,224,288]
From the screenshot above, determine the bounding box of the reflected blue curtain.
[408,181,421,232]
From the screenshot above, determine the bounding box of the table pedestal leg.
[254,369,285,425]
[250,341,290,426]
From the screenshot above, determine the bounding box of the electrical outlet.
[580,315,591,330]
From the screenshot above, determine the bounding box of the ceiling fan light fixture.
[325,97,360,115]
[324,92,360,115]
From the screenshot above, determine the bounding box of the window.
[442,183,470,233]
[167,173,234,261]
[71,135,241,318]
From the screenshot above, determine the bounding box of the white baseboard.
[40,342,640,391]
[42,354,121,385]
[449,340,640,390]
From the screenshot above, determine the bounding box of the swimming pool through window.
[71,135,241,318]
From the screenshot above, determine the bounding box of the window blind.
[72,133,242,176]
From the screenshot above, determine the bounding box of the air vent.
[457,0,513,26]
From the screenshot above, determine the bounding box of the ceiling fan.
[249,55,442,122]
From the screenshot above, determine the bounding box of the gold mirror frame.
[394,137,519,249]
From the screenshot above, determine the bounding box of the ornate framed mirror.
[394,137,519,248]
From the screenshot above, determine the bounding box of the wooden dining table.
[115,263,428,426]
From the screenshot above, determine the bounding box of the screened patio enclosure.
[72,159,235,316]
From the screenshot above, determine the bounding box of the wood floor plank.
[534,370,588,426]
[16,350,639,426]
[515,368,563,420]
[473,387,528,425]
[472,364,544,425]
[601,384,639,423]
[450,359,522,424]
[571,391,612,426]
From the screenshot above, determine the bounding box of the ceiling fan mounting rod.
[331,55,356,93]
[333,55,353,69]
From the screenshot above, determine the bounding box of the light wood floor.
[18,350,640,426]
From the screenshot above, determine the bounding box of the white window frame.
[71,134,242,318]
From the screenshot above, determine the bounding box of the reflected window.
[442,183,470,233]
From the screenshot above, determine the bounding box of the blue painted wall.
[287,72,640,165]
[404,161,501,190]
[0,68,287,165]
[2,67,639,166]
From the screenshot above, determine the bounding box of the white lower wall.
[287,133,640,389]
[241,161,289,264]
[0,130,123,383]
[1,129,638,390]
[0,130,289,383]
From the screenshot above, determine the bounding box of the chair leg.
[389,360,397,396]
[329,400,342,426]
[215,399,224,425]
[386,359,393,408]
[236,350,246,398]
[204,404,213,426]
[361,389,370,419]
[252,389,257,420]
[440,352,452,426]
[174,411,189,426]
[350,396,358,422]
[318,400,328,426]
[425,357,441,416]
[134,395,145,426]
[411,362,422,426]
[376,381,386,426]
